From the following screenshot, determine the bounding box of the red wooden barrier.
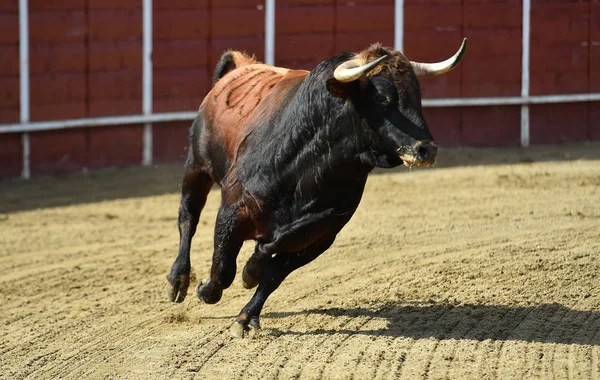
[0,0,598,179]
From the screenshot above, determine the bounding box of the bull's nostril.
[417,146,429,159]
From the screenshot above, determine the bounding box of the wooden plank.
[0,76,19,108]
[29,0,86,11]
[336,4,394,32]
[461,106,520,147]
[152,121,190,163]
[88,70,142,101]
[0,13,18,44]
[276,33,334,63]
[29,129,87,175]
[29,11,86,43]
[153,40,209,69]
[335,31,394,53]
[423,108,462,147]
[277,5,334,35]
[212,8,264,38]
[88,9,142,40]
[529,103,589,144]
[530,2,590,95]
[87,125,144,169]
[153,9,209,40]
[89,40,143,70]
[30,42,87,74]
[30,72,87,105]
[0,132,22,179]
[153,68,210,101]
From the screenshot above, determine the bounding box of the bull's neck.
[272,87,371,176]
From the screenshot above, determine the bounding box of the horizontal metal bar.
[0,111,198,133]
[423,97,524,107]
[1,92,600,134]
[423,93,600,107]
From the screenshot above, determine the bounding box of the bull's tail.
[213,50,259,86]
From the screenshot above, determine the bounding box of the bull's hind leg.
[196,202,249,304]
[167,156,214,303]
[231,236,336,337]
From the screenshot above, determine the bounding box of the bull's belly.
[248,187,365,253]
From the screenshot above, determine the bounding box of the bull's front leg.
[196,202,249,304]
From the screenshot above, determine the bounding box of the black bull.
[167,39,467,337]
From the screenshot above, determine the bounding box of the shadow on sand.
[1,142,599,214]
[262,301,600,345]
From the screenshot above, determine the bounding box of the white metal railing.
[265,0,275,65]
[0,111,198,134]
[4,0,600,179]
[19,0,30,178]
[142,0,153,166]
[521,0,531,147]
[394,0,403,52]
[2,93,599,135]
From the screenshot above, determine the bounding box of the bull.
[167,39,467,337]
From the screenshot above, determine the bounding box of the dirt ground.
[1,143,600,379]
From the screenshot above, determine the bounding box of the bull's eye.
[373,93,388,105]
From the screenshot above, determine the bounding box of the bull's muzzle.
[398,141,438,167]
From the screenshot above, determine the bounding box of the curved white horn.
[333,55,390,83]
[410,38,467,77]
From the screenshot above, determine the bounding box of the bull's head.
[329,39,467,168]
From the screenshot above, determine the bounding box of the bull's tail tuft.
[213,50,260,85]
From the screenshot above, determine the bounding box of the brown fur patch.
[203,63,309,160]
[356,43,414,81]
[355,43,422,104]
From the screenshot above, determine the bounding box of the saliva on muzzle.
[397,140,438,167]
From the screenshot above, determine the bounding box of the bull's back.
[200,64,308,181]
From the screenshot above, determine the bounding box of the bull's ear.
[326,78,352,99]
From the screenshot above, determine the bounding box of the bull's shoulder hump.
[220,64,290,84]
[207,65,292,108]
[201,65,309,115]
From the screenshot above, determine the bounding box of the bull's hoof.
[230,321,248,338]
[166,274,190,303]
[230,317,261,338]
[196,279,223,304]
[242,260,262,289]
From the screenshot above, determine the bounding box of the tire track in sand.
[275,314,357,380]
[469,307,517,378]
[391,305,453,380]
[428,305,492,380]
[244,263,388,380]
[592,328,600,380]
[495,305,564,379]
[38,314,160,378]
[566,312,599,379]
[382,313,422,380]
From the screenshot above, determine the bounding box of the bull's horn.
[410,38,467,77]
[334,55,390,83]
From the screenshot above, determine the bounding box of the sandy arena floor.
[1,143,599,379]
